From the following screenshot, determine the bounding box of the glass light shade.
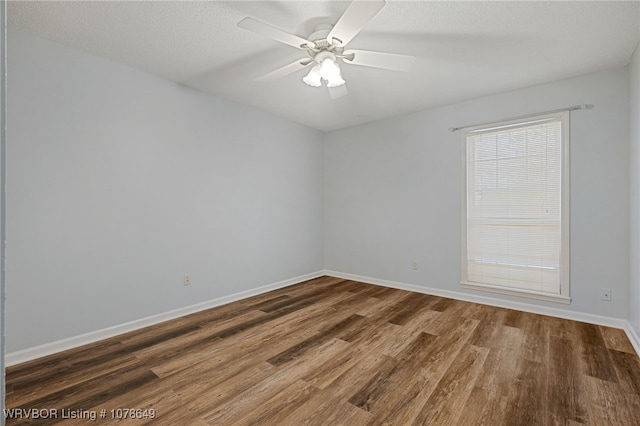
[302,65,322,87]
[319,58,345,87]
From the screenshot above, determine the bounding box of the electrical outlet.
[600,287,611,302]
[183,274,191,286]
[412,261,418,270]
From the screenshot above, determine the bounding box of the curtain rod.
[448,103,594,132]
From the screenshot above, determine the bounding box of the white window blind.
[462,112,569,302]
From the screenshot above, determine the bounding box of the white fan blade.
[327,0,386,47]
[328,84,348,100]
[342,49,415,72]
[238,17,311,49]
[256,59,312,82]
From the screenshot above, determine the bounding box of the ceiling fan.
[237,0,415,95]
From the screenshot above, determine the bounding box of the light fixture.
[319,58,345,87]
[303,51,345,88]
[302,65,322,87]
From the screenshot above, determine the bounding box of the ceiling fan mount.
[301,24,354,86]
[302,25,345,61]
[237,0,415,96]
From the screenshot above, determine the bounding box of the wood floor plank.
[376,310,442,357]
[548,335,589,424]
[359,284,399,299]
[333,279,372,294]
[424,299,479,337]
[300,334,391,390]
[281,351,392,425]
[457,386,509,426]
[599,326,637,354]
[576,322,620,382]
[351,331,442,412]
[584,375,638,425]
[203,338,350,425]
[467,303,509,324]
[387,292,436,326]
[456,325,524,425]
[430,296,455,312]
[469,318,504,348]
[348,354,401,412]
[306,399,374,426]
[363,364,439,426]
[410,344,489,425]
[505,358,549,425]
[419,316,479,369]
[5,276,640,426]
[227,379,319,426]
[520,313,550,363]
[267,314,366,366]
[608,349,640,395]
[355,289,411,318]
[503,308,528,329]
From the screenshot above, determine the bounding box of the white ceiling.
[8,1,640,132]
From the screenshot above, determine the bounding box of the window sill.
[461,281,571,304]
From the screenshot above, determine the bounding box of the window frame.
[460,111,571,304]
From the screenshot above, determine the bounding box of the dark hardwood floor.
[5,276,640,425]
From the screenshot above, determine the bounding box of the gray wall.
[630,42,640,335]
[6,29,324,353]
[324,68,630,319]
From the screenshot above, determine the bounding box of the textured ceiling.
[8,1,640,131]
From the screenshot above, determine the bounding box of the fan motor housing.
[303,24,344,59]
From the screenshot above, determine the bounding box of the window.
[461,112,570,303]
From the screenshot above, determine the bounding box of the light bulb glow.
[302,65,322,87]
[319,58,345,87]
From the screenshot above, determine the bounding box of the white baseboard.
[324,270,639,355]
[5,271,325,367]
[625,322,640,357]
